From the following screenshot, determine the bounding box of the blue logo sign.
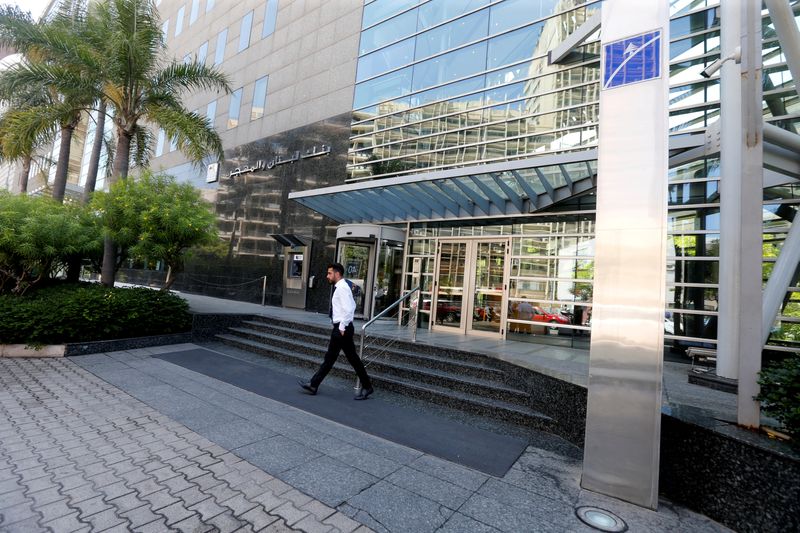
[603,30,661,89]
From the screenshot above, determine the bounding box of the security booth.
[270,234,311,309]
[335,224,405,320]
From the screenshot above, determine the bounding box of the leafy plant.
[756,353,800,441]
[0,282,191,344]
[90,171,219,290]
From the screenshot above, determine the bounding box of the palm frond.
[147,104,224,165]
[151,60,231,96]
[0,106,62,160]
[130,125,152,169]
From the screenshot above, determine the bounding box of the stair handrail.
[357,286,420,388]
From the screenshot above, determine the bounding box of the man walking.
[298,263,374,400]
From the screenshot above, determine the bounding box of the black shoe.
[354,386,374,401]
[298,380,317,395]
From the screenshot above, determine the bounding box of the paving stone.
[34,498,74,523]
[251,490,285,512]
[174,485,213,507]
[171,513,216,533]
[293,514,334,533]
[40,510,87,533]
[322,511,363,533]
[189,494,228,521]
[142,488,180,511]
[28,486,64,508]
[82,508,126,531]
[101,480,135,501]
[346,480,453,533]
[132,517,169,533]
[0,478,22,496]
[235,437,322,476]
[281,456,377,508]
[148,465,181,483]
[271,502,310,527]
[73,494,112,519]
[408,455,488,492]
[120,503,162,528]
[206,510,248,533]
[259,518,294,532]
[300,500,336,522]
[219,493,259,518]
[158,501,196,526]
[437,512,502,533]
[0,515,42,532]
[385,465,472,510]
[239,506,280,531]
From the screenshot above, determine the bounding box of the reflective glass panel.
[227,88,242,129]
[357,38,415,82]
[412,42,487,92]
[363,0,418,28]
[263,0,278,38]
[214,28,227,65]
[415,10,488,61]
[238,11,253,52]
[417,0,490,30]
[198,41,208,63]
[251,75,268,120]
[487,22,544,69]
[175,6,185,37]
[354,67,413,109]
[360,9,417,55]
[206,99,217,126]
[189,0,199,25]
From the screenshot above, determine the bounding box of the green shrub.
[0,283,192,344]
[756,352,800,441]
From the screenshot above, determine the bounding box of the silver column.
[581,1,669,510]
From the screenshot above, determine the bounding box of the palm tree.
[0,0,230,286]
[0,2,98,203]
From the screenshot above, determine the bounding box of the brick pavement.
[0,357,369,533]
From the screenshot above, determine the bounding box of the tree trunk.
[82,100,107,204]
[100,128,132,287]
[18,155,31,194]
[52,124,75,203]
[163,265,175,291]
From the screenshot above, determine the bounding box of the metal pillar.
[582,1,668,510]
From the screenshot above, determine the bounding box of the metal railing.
[355,286,420,391]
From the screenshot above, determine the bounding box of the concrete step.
[215,332,552,430]
[237,322,508,381]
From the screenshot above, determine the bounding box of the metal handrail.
[356,286,420,389]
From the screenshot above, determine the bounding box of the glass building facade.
[342,0,799,355]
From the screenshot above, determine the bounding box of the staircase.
[213,316,554,432]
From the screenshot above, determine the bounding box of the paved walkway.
[0,345,729,532]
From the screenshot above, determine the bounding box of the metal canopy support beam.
[490,173,523,212]
[558,164,575,193]
[534,168,556,198]
[764,0,800,101]
[510,170,540,207]
[406,185,446,217]
[419,182,459,216]
[390,187,432,219]
[548,10,601,64]
[381,188,421,219]
[350,191,386,221]
[312,196,355,223]
[763,212,800,346]
[433,181,473,215]
[453,179,490,214]
[764,122,800,152]
[358,190,399,221]
[470,175,506,211]
[344,191,385,221]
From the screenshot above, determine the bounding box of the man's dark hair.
[328,263,345,276]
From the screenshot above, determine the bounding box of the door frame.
[336,240,376,320]
[431,237,510,339]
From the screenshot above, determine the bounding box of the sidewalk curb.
[0,344,65,357]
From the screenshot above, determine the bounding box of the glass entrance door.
[338,241,374,317]
[433,239,508,337]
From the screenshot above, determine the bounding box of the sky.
[4,0,51,20]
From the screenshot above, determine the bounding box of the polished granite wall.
[123,112,353,313]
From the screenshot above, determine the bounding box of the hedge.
[0,283,192,345]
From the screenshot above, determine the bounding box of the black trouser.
[310,323,372,389]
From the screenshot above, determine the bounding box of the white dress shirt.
[331,278,356,330]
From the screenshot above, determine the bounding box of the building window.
[175,5,185,37]
[198,41,208,64]
[206,99,217,127]
[183,53,191,64]
[169,134,178,152]
[189,0,199,25]
[251,75,269,120]
[262,0,278,38]
[227,88,242,129]
[206,0,214,13]
[161,18,169,38]
[238,11,253,52]
[214,28,227,65]
[155,129,166,157]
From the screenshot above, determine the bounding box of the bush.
[756,352,800,442]
[0,283,192,344]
